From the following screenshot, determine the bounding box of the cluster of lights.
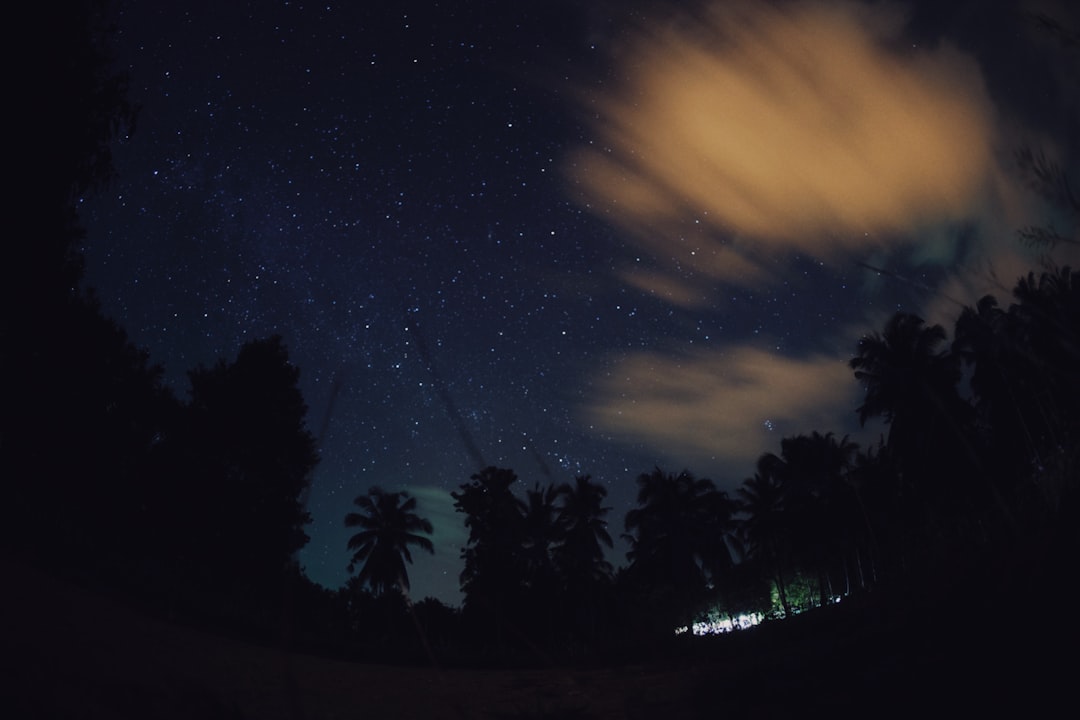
[674,612,763,636]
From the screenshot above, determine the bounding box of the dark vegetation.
[4,2,1078,716]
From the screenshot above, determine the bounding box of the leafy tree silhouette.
[3,295,174,575]
[339,575,411,657]
[10,1,138,310]
[159,335,318,618]
[410,596,462,655]
[344,486,434,597]
[2,0,159,581]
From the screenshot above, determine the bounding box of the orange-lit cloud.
[570,0,1078,474]
[584,347,859,477]
[566,0,999,301]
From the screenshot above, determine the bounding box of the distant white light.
[675,612,763,636]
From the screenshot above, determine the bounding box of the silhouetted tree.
[554,475,614,586]
[955,266,1080,535]
[411,596,463,655]
[515,482,563,646]
[452,466,527,647]
[775,432,862,604]
[345,487,434,597]
[1014,146,1078,250]
[845,440,898,587]
[1009,266,1080,472]
[850,312,982,548]
[3,292,174,579]
[160,335,318,613]
[953,294,1045,522]
[850,313,966,449]
[738,455,793,617]
[552,474,613,648]
[340,574,410,658]
[624,468,734,630]
[11,0,138,310]
[2,0,158,580]
[520,482,562,590]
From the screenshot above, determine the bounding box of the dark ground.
[2,556,1072,719]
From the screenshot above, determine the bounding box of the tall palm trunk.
[769,543,792,617]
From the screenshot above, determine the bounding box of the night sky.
[80,0,1078,604]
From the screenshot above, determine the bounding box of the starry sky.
[80,0,1078,604]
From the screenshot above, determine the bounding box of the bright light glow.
[676,588,848,636]
[675,612,764,636]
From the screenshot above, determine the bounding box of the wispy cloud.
[402,485,465,603]
[566,0,1000,302]
[407,485,465,549]
[584,347,859,477]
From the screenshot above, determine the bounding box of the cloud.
[565,0,1000,302]
[407,485,465,549]
[401,485,465,604]
[583,347,860,477]
[568,0,1079,476]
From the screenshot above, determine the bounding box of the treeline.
[339,264,1078,662]
[336,263,1080,661]
[9,258,1074,662]
[486,265,1078,641]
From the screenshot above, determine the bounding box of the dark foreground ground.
[2,559,1074,719]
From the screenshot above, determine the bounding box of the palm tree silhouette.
[738,455,792,617]
[847,439,907,586]
[953,267,1080,528]
[517,483,563,645]
[344,486,434,596]
[998,267,1079,471]
[624,468,732,625]
[849,312,963,440]
[850,310,1025,581]
[521,482,562,586]
[776,432,861,604]
[849,313,976,516]
[554,475,614,584]
[552,475,614,646]
[954,295,1039,502]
